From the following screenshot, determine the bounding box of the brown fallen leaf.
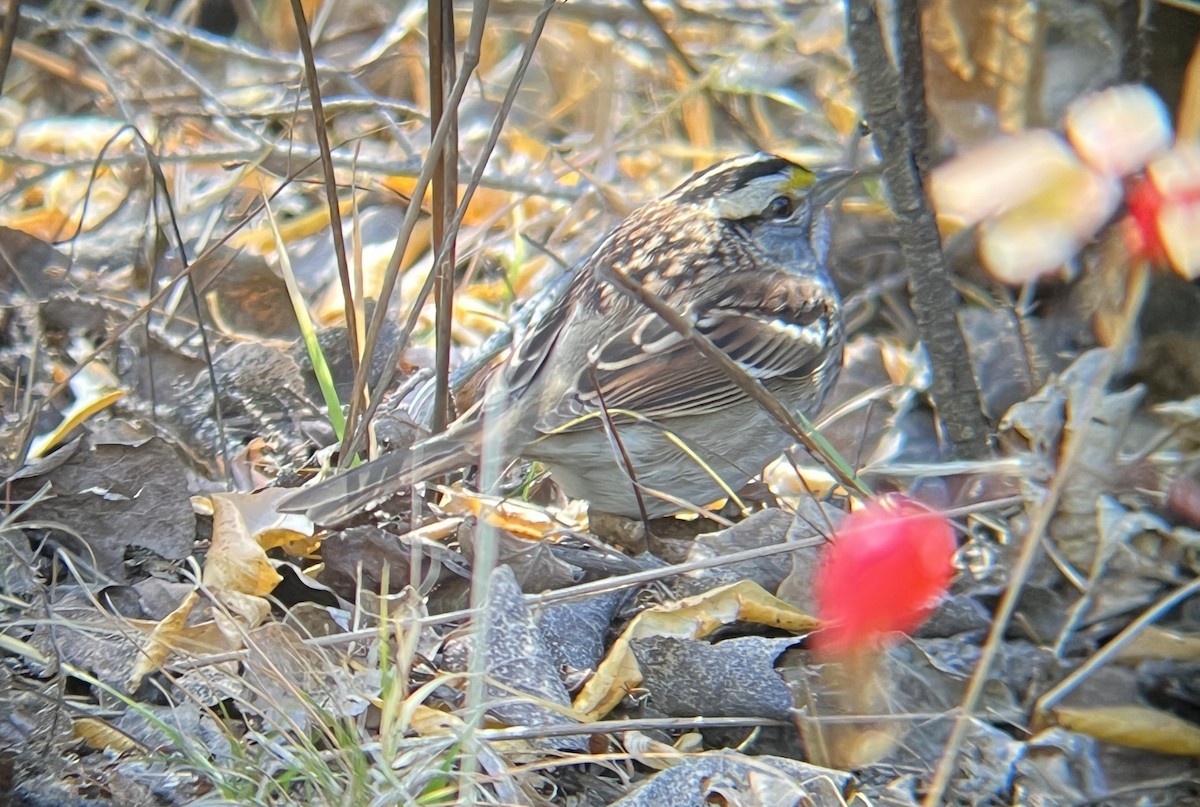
[126,590,200,691]
[436,485,586,540]
[573,579,819,721]
[1051,705,1200,757]
[123,588,272,691]
[200,491,315,596]
[1114,626,1200,663]
[72,717,145,754]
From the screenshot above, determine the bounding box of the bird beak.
[808,169,856,210]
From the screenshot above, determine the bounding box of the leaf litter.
[0,1,1198,806]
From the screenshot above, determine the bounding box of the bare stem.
[845,0,989,458]
[289,0,360,387]
[429,0,459,434]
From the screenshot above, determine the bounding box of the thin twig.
[339,0,493,466]
[343,0,558,463]
[7,39,108,95]
[1115,0,1151,83]
[429,0,458,434]
[0,0,21,95]
[1036,575,1200,715]
[50,121,233,486]
[290,0,360,385]
[26,154,327,422]
[0,147,580,201]
[588,366,653,526]
[630,0,764,151]
[165,495,1016,673]
[30,3,422,154]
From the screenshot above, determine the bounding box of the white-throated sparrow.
[283,153,849,523]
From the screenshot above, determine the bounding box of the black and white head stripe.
[671,154,796,200]
[668,153,817,221]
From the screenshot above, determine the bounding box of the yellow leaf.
[211,590,272,647]
[436,486,585,540]
[1115,626,1200,663]
[228,196,354,254]
[127,590,199,691]
[377,177,513,228]
[202,493,284,596]
[1052,705,1200,757]
[574,580,819,720]
[27,390,123,460]
[409,705,465,736]
[312,217,432,327]
[72,718,144,754]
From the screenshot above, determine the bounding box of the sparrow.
[282,153,848,524]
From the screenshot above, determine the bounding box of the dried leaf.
[126,589,199,691]
[574,579,818,721]
[437,485,584,540]
[444,565,584,749]
[28,347,124,459]
[535,589,625,673]
[20,436,195,582]
[1115,626,1200,663]
[202,493,284,596]
[1052,705,1200,757]
[622,731,685,770]
[72,717,144,754]
[609,751,853,807]
[632,635,800,719]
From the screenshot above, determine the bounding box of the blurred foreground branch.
[846,0,989,457]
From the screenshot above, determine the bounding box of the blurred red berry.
[1125,145,1200,279]
[929,85,1200,284]
[1125,174,1167,264]
[814,495,957,657]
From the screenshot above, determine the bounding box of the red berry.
[814,495,957,657]
[1124,175,1167,263]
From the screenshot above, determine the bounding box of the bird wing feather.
[535,272,835,433]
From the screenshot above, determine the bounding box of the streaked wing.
[502,267,594,396]
[538,273,836,432]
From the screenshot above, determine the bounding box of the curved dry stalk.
[1036,575,1200,716]
[338,0,494,466]
[629,0,764,152]
[342,0,560,464]
[31,152,325,423]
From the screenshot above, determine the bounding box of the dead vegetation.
[1,1,1200,805]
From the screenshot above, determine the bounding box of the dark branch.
[846,0,990,457]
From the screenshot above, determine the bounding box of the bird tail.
[277,430,477,525]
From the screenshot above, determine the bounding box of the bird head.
[667,153,853,272]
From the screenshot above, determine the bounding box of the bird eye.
[767,195,794,219]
